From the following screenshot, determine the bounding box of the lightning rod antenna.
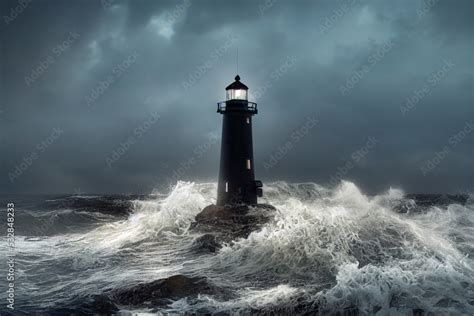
[236,47,239,75]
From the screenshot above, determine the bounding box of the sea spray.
[1,181,472,314]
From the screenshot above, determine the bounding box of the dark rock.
[50,294,118,315]
[192,233,221,253]
[53,275,223,313]
[338,306,359,316]
[111,275,215,307]
[192,204,276,241]
[80,294,118,315]
[240,297,320,315]
[413,309,424,316]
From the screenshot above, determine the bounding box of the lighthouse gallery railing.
[217,101,257,114]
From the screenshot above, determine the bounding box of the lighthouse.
[194,75,274,230]
[216,75,263,206]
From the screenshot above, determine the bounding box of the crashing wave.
[2,180,473,315]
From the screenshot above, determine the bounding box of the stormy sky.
[1,0,473,195]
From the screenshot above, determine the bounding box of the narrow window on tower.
[246,159,251,170]
[246,117,250,124]
[225,182,229,192]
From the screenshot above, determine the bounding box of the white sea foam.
[209,181,474,314]
[168,284,304,315]
[76,181,215,250]
[2,180,473,314]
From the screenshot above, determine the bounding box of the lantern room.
[225,75,248,101]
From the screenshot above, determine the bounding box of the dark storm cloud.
[1,0,473,194]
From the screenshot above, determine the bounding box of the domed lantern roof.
[225,75,248,101]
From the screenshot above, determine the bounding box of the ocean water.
[0,181,473,315]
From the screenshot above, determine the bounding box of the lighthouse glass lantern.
[225,75,248,101]
[226,88,247,100]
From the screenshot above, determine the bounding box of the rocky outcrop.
[111,274,215,306]
[191,203,276,245]
[52,275,219,314]
[49,294,118,315]
[191,204,276,253]
[51,204,278,314]
[191,233,221,253]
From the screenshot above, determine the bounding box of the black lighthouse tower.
[195,75,274,228]
[216,75,263,206]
